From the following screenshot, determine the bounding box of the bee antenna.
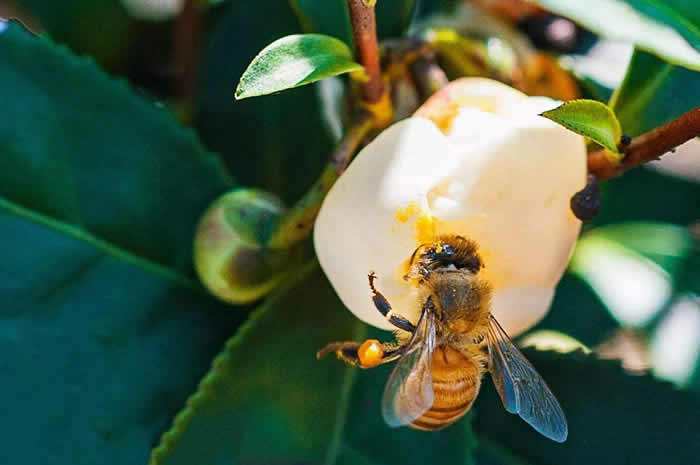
[408,243,430,266]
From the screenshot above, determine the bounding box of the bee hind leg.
[368,272,416,333]
[317,340,402,368]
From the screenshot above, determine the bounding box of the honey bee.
[317,234,567,442]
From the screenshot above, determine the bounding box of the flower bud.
[194,189,290,304]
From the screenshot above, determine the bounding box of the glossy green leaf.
[151,265,479,465]
[541,99,622,153]
[197,1,336,204]
[534,0,700,70]
[475,349,700,465]
[235,34,362,99]
[0,20,233,273]
[0,21,241,465]
[611,49,700,136]
[0,199,241,465]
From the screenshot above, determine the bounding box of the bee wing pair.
[382,311,568,442]
[487,315,568,442]
[382,308,436,427]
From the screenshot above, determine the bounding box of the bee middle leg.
[317,340,402,368]
[368,272,416,333]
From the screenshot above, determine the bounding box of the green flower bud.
[194,189,291,304]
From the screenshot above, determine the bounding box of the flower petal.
[316,78,587,336]
[314,118,450,329]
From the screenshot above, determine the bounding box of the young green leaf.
[540,100,623,154]
[235,33,363,99]
[533,0,700,71]
[198,0,337,204]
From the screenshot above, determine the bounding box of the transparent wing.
[381,308,436,427]
[487,315,568,442]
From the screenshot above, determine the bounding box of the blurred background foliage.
[0,0,699,464]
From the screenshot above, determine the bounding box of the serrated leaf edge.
[2,20,234,186]
[149,261,319,465]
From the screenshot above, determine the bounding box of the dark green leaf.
[197,1,336,203]
[475,350,700,465]
[535,273,619,347]
[0,21,241,465]
[593,168,700,227]
[291,0,353,44]
[235,34,362,99]
[0,199,240,465]
[540,99,622,153]
[611,49,700,136]
[150,265,478,465]
[0,21,233,274]
[13,0,133,68]
[534,0,700,70]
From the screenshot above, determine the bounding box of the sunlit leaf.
[235,33,362,99]
[570,223,693,327]
[541,99,622,153]
[534,0,700,70]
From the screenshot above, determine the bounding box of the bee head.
[408,235,483,279]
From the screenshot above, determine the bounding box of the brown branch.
[172,0,201,102]
[347,0,384,103]
[589,107,700,179]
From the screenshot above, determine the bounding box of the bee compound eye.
[358,339,384,368]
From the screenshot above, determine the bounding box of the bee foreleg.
[316,340,402,368]
[368,272,416,333]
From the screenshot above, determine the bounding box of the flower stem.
[347,0,384,104]
[588,107,700,179]
[267,114,375,249]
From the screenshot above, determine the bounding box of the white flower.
[314,78,586,336]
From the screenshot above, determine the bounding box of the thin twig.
[588,107,700,179]
[267,114,375,249]
[172,0,201,102]
[347,0,384,103]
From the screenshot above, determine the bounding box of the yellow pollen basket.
[358,339,384,368]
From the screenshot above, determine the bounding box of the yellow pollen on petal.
[415,213,436,244]
[395,202,421,223]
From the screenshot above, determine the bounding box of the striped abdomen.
[411,346,483,431]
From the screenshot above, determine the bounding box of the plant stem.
[588,107,700,179]
[347,0,384,104]
[173,0,201,102]
[267,114,375,249]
